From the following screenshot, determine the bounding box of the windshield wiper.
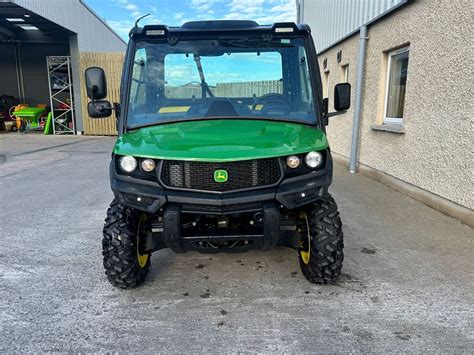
[193,55,214,99]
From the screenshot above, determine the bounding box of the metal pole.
[66,56,76,134]
[14,43,25,102]
[349,25,368,174]
[46,56,55,135]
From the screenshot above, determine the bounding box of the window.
[384,47,409,124]
[164,52,282,99]
[126,38,319,128]
[298,47,312,104]
[341,64,349,83]
[130,48,147,106]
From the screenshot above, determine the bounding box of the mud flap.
[163,206,184,252]
[262,203,280,250]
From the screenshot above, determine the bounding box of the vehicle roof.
[129,20,311,39]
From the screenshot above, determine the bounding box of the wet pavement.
[1,134,473,352]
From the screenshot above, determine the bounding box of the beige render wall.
[318,0,474,210]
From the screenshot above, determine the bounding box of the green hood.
[114,119,328,162]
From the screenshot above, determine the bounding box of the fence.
[79,52,124,135]
[215,80,282,97]
[165,85,206,98]
[165,80,282,99]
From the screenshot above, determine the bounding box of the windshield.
[126,37,317,128]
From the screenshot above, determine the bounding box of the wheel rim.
[299,211,311,265]
[136,214,149,268]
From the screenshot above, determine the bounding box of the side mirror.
[334,83,351,111]
[85,67,112,118]
[88,101,112,118]
[85,67,107,100]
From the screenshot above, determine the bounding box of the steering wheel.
[252,93,290,112]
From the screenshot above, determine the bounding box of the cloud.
[114,0,136,11]
[120,0,296,28]
[271,2,294,12]
[140,14,161,25]
[224,0,295,24]
[223,12,241,20]
[124,3,138,11]
[228,0,265,12]
[106,14,162,41]
[205,72,243,84]
[165,63,198,85]
[106,19,135,39]
[189,0,223,13]
[113,0,145,19]
[174,12,185,20]
[105,0,296,40]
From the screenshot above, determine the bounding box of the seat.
[205,99,238,117]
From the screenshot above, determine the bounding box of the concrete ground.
[0,134,473,353]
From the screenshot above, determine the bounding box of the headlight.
[119,155,137,172]
[305,151,323,168]
[141,158,156,172]
[286,155,301,169]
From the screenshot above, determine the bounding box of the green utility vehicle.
[85,20,351,289]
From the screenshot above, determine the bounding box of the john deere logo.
[214,169,228,183]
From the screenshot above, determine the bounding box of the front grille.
[181,202,263,214]
[161,158,281,192]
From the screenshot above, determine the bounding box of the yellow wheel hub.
[299,211,311,265]
[137,249,149,268]
[137,214,149,268]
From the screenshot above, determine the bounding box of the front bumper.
[160,202,281,252]
[110,157,333,214]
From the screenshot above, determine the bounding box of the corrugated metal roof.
[4,0,126,52]
[299,0,409,52]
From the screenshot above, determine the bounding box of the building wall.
[21,43,70,107]
[0,43,19,99]
[12,0,126,52]
[316,0,473,209]
[0,42,69,106]
[300,0,408,52]
[2,0,126,134]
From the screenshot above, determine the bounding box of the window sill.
[370,123,405,134]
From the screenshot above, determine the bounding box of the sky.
[164,52,283,85]
[84,0,297,41]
